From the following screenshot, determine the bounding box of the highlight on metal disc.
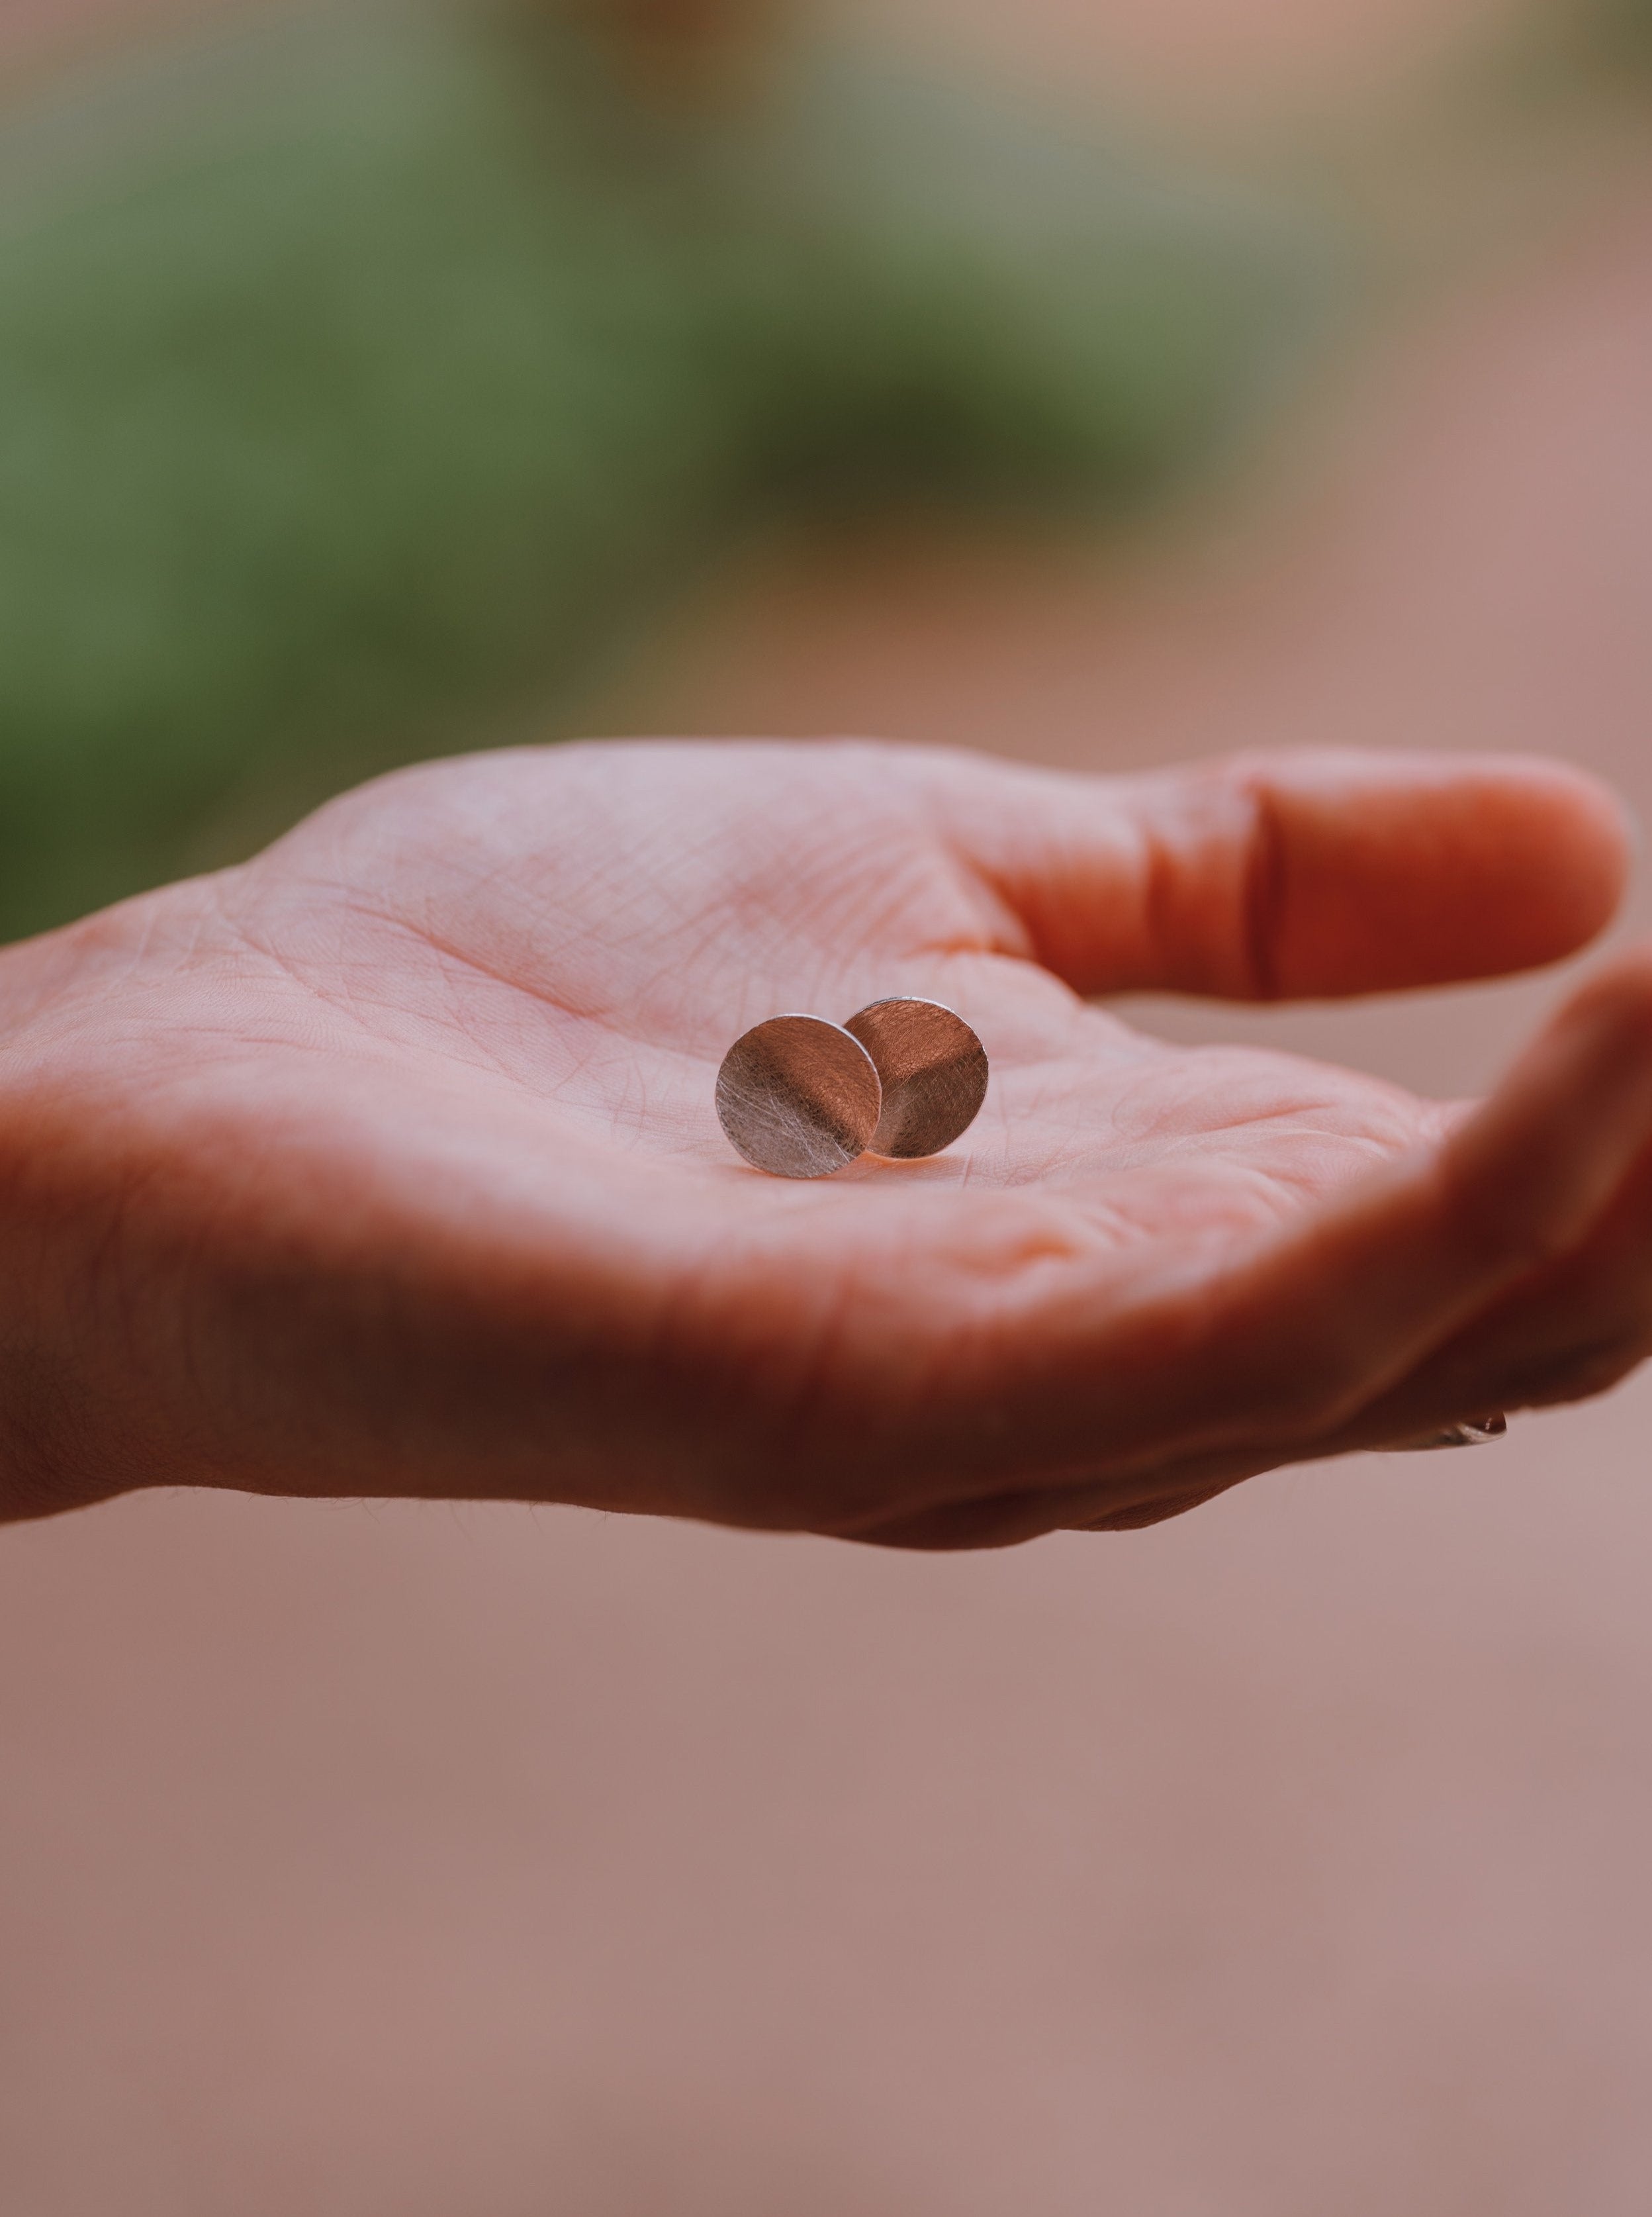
[1386,1413,1508,1451]
[843,997,988,1160]
[715,1014,883,1178]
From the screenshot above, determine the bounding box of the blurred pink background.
[3,2,1652,2210]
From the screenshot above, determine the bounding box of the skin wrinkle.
[1238,767,1288,1002]
[926,825,1046,969]
[856,1241,1215,1516]
[754,822,954,962]
[599,1053,677,1154]
[1139,797,1183,1000]
[872,855,998,963]
[0,1161,1561,1507]
[1363,1178,1652,1432]
[1,891,224,1039]
[0,737,1641,1539]
[1086,1258,1652,1523]
[1093,1047,1400,1151]
[1269,1324,1652,1483]
[854,1325,1333,1539]
[1121,1155,1366,1236]
[409,968,657,1111]
[255,894,631,1037]
[778,1280,1038,1529]
[968,1075,1605,1507]
[182,939,428,1072]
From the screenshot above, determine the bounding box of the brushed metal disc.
[843,998,988,1160]
[715,1015,883,1178]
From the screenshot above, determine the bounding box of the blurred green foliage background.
[0,0,1324,938]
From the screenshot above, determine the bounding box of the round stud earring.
[715,1014,883,1178]
[844,998,988,1160]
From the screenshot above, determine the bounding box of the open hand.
[0,737,1642,1546]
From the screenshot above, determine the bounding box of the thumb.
[915,745,1632,1000]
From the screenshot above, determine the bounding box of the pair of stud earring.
[716,1005,1507,1450]
[716,998,988,1178]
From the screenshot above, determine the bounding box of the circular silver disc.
[843,998,988,1160]
[715,1015,883,1178]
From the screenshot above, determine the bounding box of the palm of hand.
[0,738,1644,1544]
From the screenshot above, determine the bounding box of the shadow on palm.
[3,737,1645,1545]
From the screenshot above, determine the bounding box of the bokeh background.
[1,1,1651,2210]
